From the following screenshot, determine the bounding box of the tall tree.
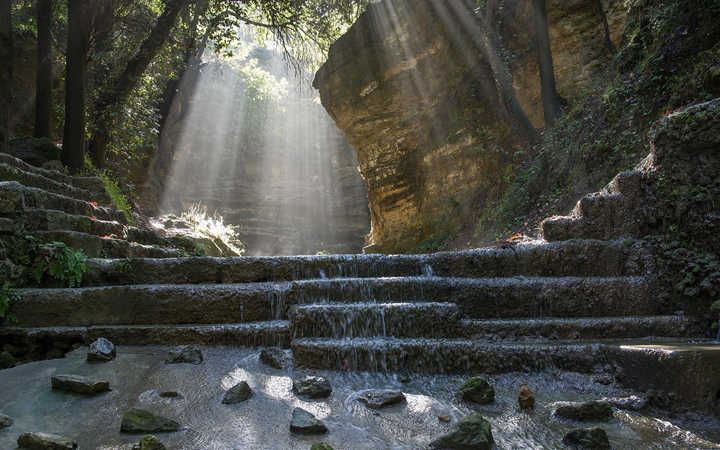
[0,0,12,154]
[89,0,191,168]
[34,0,53,139]
[62,0,94,171]
[532,0,562,126]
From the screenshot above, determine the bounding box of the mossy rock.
[120,409,180,433]
[458,377,495,404]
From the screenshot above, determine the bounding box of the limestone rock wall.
[314,0,627,252]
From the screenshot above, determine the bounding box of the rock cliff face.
[314,0,626,252]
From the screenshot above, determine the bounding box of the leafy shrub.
[0,282,19,325]
[31,241,88,288]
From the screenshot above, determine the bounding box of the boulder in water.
[121,409,180,433]
[554,401,613,422]
[51,374,110,395]
[289,407,328,435]
[458,377,495,404]
[87,337,116,362]
[429,412,493,449]
[17,431,77,449]
[165,346,203,365]
[357,389,405,409]
[158,391,182,399]
[260,347,291,369]
[222,381,253,404]
[131,435,166,450]
[0,413,13,429]
[518,385,535,410]
[562,427,610,449]
[293,375,332,399]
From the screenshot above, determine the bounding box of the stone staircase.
[0,152,183,258]
[2,110,720,412]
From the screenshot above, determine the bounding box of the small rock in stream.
[458,377,495,404]
[310,443,334,450]
[17,431,78,449]
[0,413,13,429]
[164,346,203,365]
[158,391,182,399]
[121,408,181,433]
[131,435,166,450]
[0,350,16,369]
[87,337,116,362]
[429,412,493,450]
[51,374,110,395]
[260,347,291,369]
[518,385,535,410]
[357,389,405,409]
[562,427,611,449]
[554,401,613,422]
[222,381,253,404]
[293,375,332,398]
[289,407,328,435]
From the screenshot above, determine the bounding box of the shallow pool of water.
[0,346,719,449]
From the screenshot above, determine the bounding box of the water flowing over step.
[291,302,461,338]
[10,276,654,327]
[458,315,697,340]
[80,238,650,286]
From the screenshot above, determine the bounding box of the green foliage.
[31,241,88,288]
[100,174,135,224]
[408,233,454,254]
[0,283,19,325]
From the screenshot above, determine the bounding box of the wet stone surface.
[289,408,328,435]
[87,337,116,362]
[0,346,719,449]
[164,346,203,365]
[51,374,110,395]
[222,381,253,404]
[17,431,77,449]
[293,375,332,399]
[356,389,406,409]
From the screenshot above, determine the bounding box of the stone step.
[19,209,125,236]
[286,276,655,319]
[290,337,717,375]
[291,302,461,338]
[1,181,125,223]
[11,276,654,327]
[31,230,182,259]
[541,216,600,241]
[459,315,697,341]
[574,193,624,222]
[0,162,99,203]
[82,239,648,286]
[0,321,291,355]
[604,170,644,197]
[0,152,108,198]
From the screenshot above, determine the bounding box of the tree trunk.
[62,0,93,171]
[89,0,191,168]
[34,0,53,139]
[532,0,562,127]
[0,0,12,154]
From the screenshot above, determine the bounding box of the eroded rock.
[554,401,613,422]
[458,377,494,404]
[51,374,110,395]
[222,381,253,404]
[17,431,77,449]
[289,407,327,435]
[120,409,180,433]
[293,375,332,399]
[429,412,493,450]
[518,385,535,410]
[260,347,290,369]
[357,389,405,409]
[562,427,611,449]
[0,413,13,429]
[165,346,203,365]
[87,337,116,362]
[131,435,166,450]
